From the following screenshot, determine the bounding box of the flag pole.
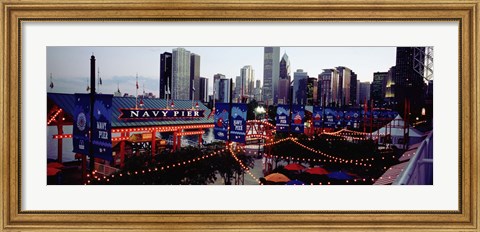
[166,78,169,109]
[191,83,195,109]
[89,54,96,176]
[97,67,100,93]
[135,73,138,109]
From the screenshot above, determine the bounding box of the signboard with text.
[276,104,290,132]
[72,94,90,155]
[323,107,337,128]
[119,109,205,120]
[214,103,230,141]
[290,105,305,133]
[313,106,323,128]
[92,94,113,161]
[229,103,247,143]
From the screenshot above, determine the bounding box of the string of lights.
[52,134,73,139]
[264,137,375,166]
[289,138,372,166]
[322,128,347,135]
[312,177,376,185]
[247,119,275,128]
[228,145,261,184]
[87,148,227,184]
[111,124,213,133]
[310,134,372,142]
[263,137,298,147]
[270,155,374,167]
[47,109,63,125]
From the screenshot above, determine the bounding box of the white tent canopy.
[373,115,426,147]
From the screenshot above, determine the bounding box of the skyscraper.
[254,80,262,102]
[385,66,396,104]
[278,53,291,104]
[336,66,353,106]
[159,52,172,99]
[213,73,225,101]
[236,65,254,102]
[234,75,241,100]
[356,80,360,106]
[263,47,280,105]
[358,82,371,106]
[199,77,209,103]
[172,48,191,100]
[349,71,358,106]
[371,71,388,106]
[319,69,340,106]
[307,77,318,105]
[293,69,308,105]
[394,47,426,117]
[190,53,200,100]
[218,77,231,103]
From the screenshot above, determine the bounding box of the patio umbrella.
[305,167,329,175]
[286,179,305,185]
[47,167,61,176]
[327,171,352,180]
[284,163,306,171]
[264,173,290,183]
[47,162,64,169]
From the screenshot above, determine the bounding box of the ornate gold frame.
[1,0,478,231]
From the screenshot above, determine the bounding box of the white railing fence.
[393,132,433,185]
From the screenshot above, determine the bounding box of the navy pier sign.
[119,108,205,120]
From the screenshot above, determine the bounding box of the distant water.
[183,128,215,145]
[47,126,76,162]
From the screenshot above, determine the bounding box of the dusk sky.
[46,46,396,97]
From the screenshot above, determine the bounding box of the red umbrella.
[305,167,329,175]
[284,163,306,171]
[47,162,64,169]
[47,167,61,176]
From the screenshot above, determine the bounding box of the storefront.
[47,93,214,169]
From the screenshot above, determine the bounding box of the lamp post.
[254,106,266,158]
[255,106,266,120]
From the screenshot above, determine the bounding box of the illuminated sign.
[119,108,205,120]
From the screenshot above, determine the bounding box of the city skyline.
[47,46,396,97]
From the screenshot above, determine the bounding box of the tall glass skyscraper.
[218,78,231,103]
[278,53,291,104]
[199,77,209,103]
[358,82,371,106]
[190,53,200,100]
[336,66,352,106]
[213,73,225,101]
[263,47,280,105]
[319,69,340,106]
[293,69,308,105]
[159,52,172,99]
[394,47,426,118]
[240,65,254,100]
[371,71,388,105]
[172,48,191,100]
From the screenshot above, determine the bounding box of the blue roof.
[47,93,213,128]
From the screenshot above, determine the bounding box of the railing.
[393,131,433,185]
[94,162,120,176]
